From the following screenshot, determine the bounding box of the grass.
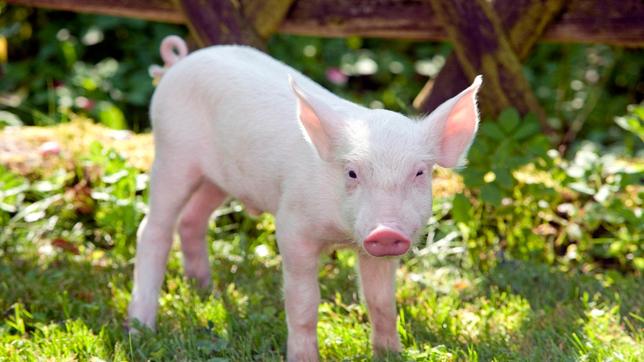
[1,122,642,361]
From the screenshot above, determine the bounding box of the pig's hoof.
[185,273,213,292]
[373,348,402,361]
[125,318,154,335]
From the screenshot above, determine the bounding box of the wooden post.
[176,0,264,47]
[175,0,294,47]
[416,0,565,128]
[427,0,549,127]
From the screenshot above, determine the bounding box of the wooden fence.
[7,0,644,128]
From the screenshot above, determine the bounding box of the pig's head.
[291,76,482,257]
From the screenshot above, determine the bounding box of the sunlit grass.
[2,227,641,361]
[1,123,642,361]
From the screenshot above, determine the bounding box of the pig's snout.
[363,225,411,257]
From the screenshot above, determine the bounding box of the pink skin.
[149,35,188,79]
[129,36,482,361]
[178,179,227,288]
[359,254,400,353]
[344,162,428,258]
[363,225,411,257]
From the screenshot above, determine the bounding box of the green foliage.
[1,131,642,360]
[84,141,148,256]
[0,142,147,260]
[268,35,449,114]
[463,109,550,203]
[525,44,643,148]
[452,108,642,271]
[0,5,187,130]
[615,103,644,155]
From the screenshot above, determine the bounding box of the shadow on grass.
[0,243,289,361]
[486,260,642,360]
[401,258,642,361]
[0,250,133,359]
[2,242,641,361]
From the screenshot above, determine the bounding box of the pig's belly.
[199,151,281,216]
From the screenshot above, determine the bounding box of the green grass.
[0,126,642,361]
[1,216,642,361]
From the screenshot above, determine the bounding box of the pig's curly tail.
[149,35,189,84]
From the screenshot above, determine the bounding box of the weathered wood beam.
[415,0,565,120]
[427,0,547,124]
[282,0,446,41]
[280,0,644,47]
[550,0,644,48]
[4,0,184,23]
[5,0,644,47]
[7,0,294,46]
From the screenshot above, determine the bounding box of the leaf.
[97,102,126,130]
[0,110,23,127]
[102,170,129,184]
[513,118,541,141]
[498,108,520,133]
[461,168,485,188]
[492,139,515,167]
[525,135,550,159]
[569,181,595,195]
[480,184,503,206]
[593,185,611,203]
[615,114,644,141]
[492,167,514,191]
[479,122,505,141]
[451,194,471,223]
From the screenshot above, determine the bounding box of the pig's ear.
[422,75,482,168]
[290,76,343,161]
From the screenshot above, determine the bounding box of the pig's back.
[150,45,349,214]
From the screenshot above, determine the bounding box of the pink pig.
[129,36,482,361]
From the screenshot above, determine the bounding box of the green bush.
[0,142,146,260]
[0,5,187,130]
[442,107,643,271]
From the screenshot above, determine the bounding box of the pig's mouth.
[362,225,411,257]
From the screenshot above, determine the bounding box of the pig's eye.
[416,170,424,177]
[348,170,358,179]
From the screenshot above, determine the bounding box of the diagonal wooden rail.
[427,0,548,124]
[417,0,565,129]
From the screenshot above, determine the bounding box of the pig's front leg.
[277,230,322,362]
[358,254,401,355]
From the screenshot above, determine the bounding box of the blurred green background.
[1,4,642,146]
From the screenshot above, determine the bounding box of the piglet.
[128,35,482,361]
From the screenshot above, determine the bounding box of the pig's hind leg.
[178,179,227,288]
[128,157,202,330]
